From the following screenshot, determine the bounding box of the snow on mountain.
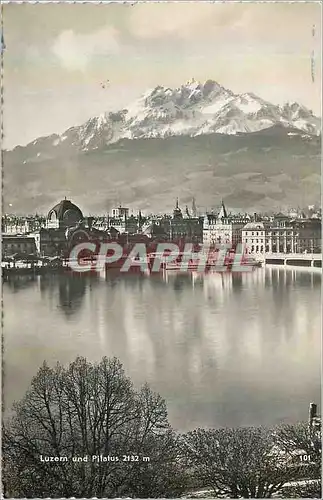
[201,96,233,115]
[77,113,113,150]
[31,79,321,152]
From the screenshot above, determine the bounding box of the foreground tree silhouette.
[273,422,321,477]
[3,357,187,498]
[273,422,321,498]
[182,426,304,498]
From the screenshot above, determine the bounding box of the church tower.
[191,197,197,217]
[218,200,228,219]
[173,198,183,219]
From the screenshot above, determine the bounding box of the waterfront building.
[296,218,321,253]
[203,201,249,246]
[241,214,322,255]
[38,228,67,256]
[4,198,321,257]
[165,199,203,242]
[203,212,217,245]
[242,222,266,254]
[47,198,83,229]
[36,199,84,255]
[143,201,202,242]
[39,223,110,257]
[266,216,321,254]
[65,225,109,249]
[38,199,153,256]
[2,235,37,256]
[266,214,295,254]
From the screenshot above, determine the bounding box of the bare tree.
[273,422,321,468]
[182,426,303,498]
[272,422,321,487]
[3,356,187,498]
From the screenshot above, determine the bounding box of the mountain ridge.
[4,79,321,214]
[7,79,321,154]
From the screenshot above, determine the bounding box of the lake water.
[3,266,321,431]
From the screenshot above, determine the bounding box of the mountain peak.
[74,80,321,148]
[17,78,320,153]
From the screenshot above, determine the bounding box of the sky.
[3,1,322,149]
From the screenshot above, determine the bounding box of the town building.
[203,201,250,246]
[47,198,83,229]
[241,215,321,255]
[2,235,37,256]
[3,197,321,258]
[109,214,139,235]
[105,206,149,236]
[38,228,67,256]
[37,199,84,255]
[142,220,169,240]
[296,218,321,253]
[141,201,203,242]
[168,199,203,242]
[38,199,110,256]
[242,222,266,255]
[110,206,130,219]
[2,215,46,235]
[2,218,30,235]
[266,216,321,254]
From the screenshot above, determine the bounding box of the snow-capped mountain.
[5,78,321,214]
[14,79,320,155]
[68,79,320,151]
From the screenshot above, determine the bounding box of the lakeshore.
[2,250,322,279]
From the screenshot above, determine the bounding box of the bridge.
[263,253,322,268]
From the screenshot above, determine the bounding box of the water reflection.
[57,275,86,317]
[3,266,321,431]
